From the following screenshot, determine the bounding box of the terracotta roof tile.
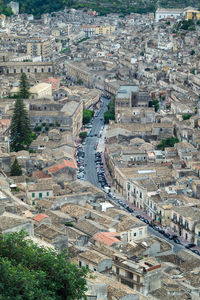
[0,119,10,127]
[33,170,51,179]
[33,213,49,222]
[93,232,121,246]
[48,159,77,174]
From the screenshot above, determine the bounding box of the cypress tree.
[10,98,32,152]
[10,158,22,176]
[19,73,30,99]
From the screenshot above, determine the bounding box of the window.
[127,182,130,191]
[139,230,143,236]
[179,217,183,225]
[35,68,37,73]
[32,193,35,198]
[79,261,82,268]
[173,213,177,222]
[185,221,189,230]
[46,192,49,196]
[48,68,51,72]
[14,69,16,73]
[134,233,136,237]
[39,192,42,198]
[41,68,44,72]
[28,68,30,72]
[140,192,142,199]
[198,231,200,237]
[93,268,96,271]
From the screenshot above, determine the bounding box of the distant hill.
[3,0,200,17]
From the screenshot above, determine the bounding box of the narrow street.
[84,96,109,187]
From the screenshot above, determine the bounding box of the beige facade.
[170,206,200,243]
[194,223,200,246]
[0,61,54,78]
[120,223,148,243]
[26,180,54,204]
[66,62,93,87]
[70,100,83,137]
[112,255,161,295]
[115,85,150,122]
[155,203,173,226]
[95,25,115,35]
[30,83,52,100]
[30,100,83,138]
[27,39,50,58]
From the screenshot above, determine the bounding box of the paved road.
[84,96,109,187]
[83,96,189,255]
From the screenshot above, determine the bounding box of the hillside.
[2,0,200,17]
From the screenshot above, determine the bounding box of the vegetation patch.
[157,137,179,151]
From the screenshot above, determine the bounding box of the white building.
[7,1,19,14]
[155,8,183,22]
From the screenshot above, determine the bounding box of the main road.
[83,96,190,255]
[84,96,109,186]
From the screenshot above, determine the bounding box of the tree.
[79,131,87,139]
[104,99,115,124]
[10,98,32,152]
[10,158,22,176]
[18,73,30,99]
[104,111,115,124]
[182,113,192,120]
[0,231,88,300]
[77,78,83,85]
[149,99,159,112]
[157,137,179,151]
[83,109,94,125]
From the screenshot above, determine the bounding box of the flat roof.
[116,85,139,99]
[137,170,156,174]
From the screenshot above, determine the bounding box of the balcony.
[113,272,143,286]
[171,218,178,224]
[131,192,137,198]
[113,260,144,276]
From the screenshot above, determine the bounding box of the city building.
[155,8,183,22]
[27,38,51,58]
[112,254,161,295]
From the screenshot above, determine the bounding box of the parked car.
[163,232,170,238]
[191,249,200,255]
[185,243,196,249]
[127,207,134,213]
[173,238,181,244]
[153,226,159,231]
[158,229,165,234]
[149,223,154,228]
[136,215,141,219]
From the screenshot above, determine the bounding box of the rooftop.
[116,85,139,99]
[93,232,121,246]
